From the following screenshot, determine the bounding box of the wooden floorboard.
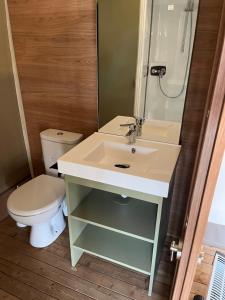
[0,289,20,300]
[0,270,55,300]
[0,217,172,300]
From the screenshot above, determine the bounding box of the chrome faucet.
[120,117,144,144]
[121,123,137,144]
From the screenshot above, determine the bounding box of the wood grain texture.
[7,0,98,175]
[0,217,173,300]
[167,0,224,238]
[171,0,225,298]
[181,94,225,298]
[0,289,20,300]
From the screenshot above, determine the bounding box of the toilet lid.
[7,175,65,216]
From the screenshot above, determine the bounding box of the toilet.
[7,129,83,248]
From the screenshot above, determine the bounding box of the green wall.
[0,2,30,192]
[98,0,140,127]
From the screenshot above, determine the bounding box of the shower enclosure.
[135,0,199,123]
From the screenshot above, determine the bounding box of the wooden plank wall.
[7,0,98,175]
[167,0,224,237]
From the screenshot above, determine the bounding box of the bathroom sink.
[99,116,181,144]
[58,133,181,197]
[84,141,157,174]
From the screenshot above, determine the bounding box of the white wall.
[208,152,225,226]
[204,152,225,248]
[145,0,199,122]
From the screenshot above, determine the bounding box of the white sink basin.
[84,141,157,174]
[58,133,181,197]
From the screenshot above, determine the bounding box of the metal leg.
[148,200,162,296]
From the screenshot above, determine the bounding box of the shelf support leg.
[148,199,163,296]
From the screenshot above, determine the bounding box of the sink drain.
[114,164,130,169]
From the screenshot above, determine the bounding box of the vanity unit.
[58,132,180,296]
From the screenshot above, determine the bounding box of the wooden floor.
[190,245,225,299]
[0,217,174,300]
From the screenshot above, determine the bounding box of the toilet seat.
[7,174,65,217]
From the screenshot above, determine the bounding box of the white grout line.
[4,0,34,177]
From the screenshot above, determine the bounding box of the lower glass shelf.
[73,224,153,275]
[71,189,157,242]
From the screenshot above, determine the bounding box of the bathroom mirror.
[97,0,199,144]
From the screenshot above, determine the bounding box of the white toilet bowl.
[7,174,66,248]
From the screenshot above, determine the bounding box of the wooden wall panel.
[167,0,224,237]
[7,0,98,175]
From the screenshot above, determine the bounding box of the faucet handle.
[120,123,137,144]
[120,123,136,129]
[134,116,145,126]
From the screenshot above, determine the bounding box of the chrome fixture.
[184,0,194,12]
[120,123,137,144]
[134,116,145,136]
[182,0,194,53]
[170,240,182,262]
[120,117,144,144]
[131,147,136,154]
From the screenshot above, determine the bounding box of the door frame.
[171,0,225,298]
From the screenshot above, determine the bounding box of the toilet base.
[17,222,28,228]
[30,205,66,248]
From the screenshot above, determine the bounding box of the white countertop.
[58,132,181,197]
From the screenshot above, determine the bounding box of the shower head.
[185,0,194,12]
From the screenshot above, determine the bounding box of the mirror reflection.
[97,0,199,144]
[98,0,140,127]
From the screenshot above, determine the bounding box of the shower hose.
[158,9,193,99]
